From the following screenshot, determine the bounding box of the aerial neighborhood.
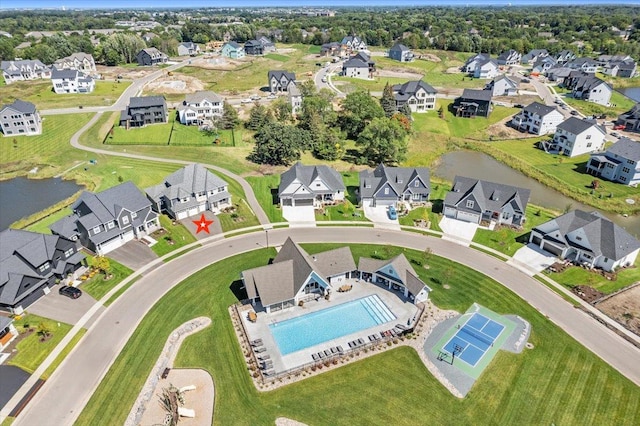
[1,4,640,426]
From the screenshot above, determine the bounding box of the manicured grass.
[246,175,284,223]
[374,56,485,89]
[9,314,73,374]
[398,207,442,232]
[265,53,289,62]
[150,215,198,258]
[333,75,410,93]
[24,207,72,234]
[77,244,640,425]
[41,329,87,379]
[547,257,640,294]
[315,199,366,221]
[170,125,246,147]
[0,80,130,110]
[557,89,634,118]
[218,197,261,231]
[81,257,134,301]
[104,277,138,307]
[106,115,174,145]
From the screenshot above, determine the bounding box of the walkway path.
[8,227,640,426]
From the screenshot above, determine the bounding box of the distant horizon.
[2,0,639,10]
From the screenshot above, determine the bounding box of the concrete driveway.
[282,206,316,227]
[108,240,158,270]
[439,217,478,245]
[508,244,558,276]
[362,204,400,230]
[28,287,101,326]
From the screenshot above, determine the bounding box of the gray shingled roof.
[1,99,37,114]
[343,57,368,68]
[184,91,222,105]
[392,80,437,99]
[523,101,557,117]
[145,164,228,203]
[51,68,79,79]
[279,162,345,198]
[358,254,429,297]
[128,96,166,108]
[607,137,640,162]
[359,164,430,200]
[389,43,409,52]
[444,176,530,215]
[460,89,493,102]
[556,117,605,136]
[268,70,295,82]
[225,41,242,49]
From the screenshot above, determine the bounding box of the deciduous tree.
[356,117,408,165]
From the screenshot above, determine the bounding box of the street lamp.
[264,226,272,248]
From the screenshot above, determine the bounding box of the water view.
[617,87,640,103]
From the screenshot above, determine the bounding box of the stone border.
[124,317,212,426]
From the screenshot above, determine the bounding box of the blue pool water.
[270,295,396,355]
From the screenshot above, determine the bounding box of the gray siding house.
[617,103,640,132]
[388,43,413,62]
[278,162,345,208]
[453,89,493,118]
[586,137,640,187]
[0,99,42,137]
[119,96,167,128]
[145,163,231,219]
[0,229,86,314]
[177,42,200,56]
[136,47,168,66]
[268,70,296,93]
[444,176,530,227]
[359,164,430,207]
[50,181,160,255]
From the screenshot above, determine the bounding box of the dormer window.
[131,212,137,218]
[466,200,475,209]
[39,262,50,273]
[122,216,129,225]
[93,226,101,234]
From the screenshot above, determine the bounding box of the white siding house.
[552,117,606,157]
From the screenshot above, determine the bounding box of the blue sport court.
[442,313,505,367]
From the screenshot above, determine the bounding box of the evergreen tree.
[246,104,271,130]
[219,101,239,130]
[380,82,397,118]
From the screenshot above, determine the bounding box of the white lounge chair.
[178,407,196,418]
[179,385,196,393]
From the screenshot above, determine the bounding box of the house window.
[131,212,137,218]
[38,262,50,273]
[576,236,582,241]
[622,167,630,173]
[466,200,474,209]
[64,248,74,258]
[108,222,115,229]
[586,135,591,140]
[93,226,101,234]
[122,216,129,225]
[384,188,389,195]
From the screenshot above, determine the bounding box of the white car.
[250,94,261,101]
[321,76,327,83]
[267,93,277,100]
[241,98,253,104]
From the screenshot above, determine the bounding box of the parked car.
[570,110,579,116]
[241,98,253,104]
[267,93,277,100]
[250,94,261,101]
[388,205,398,220]
[611,131,620,137]
[321,76,327,83]
[59,285,82,299]
[521,78,531,83]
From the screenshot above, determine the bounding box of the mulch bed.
[572,285,606,304]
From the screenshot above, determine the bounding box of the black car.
[59,285,82,299]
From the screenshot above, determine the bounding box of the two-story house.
[453,89,493,118]
[565,73,612,106]
[497,49,521,66]
[50,181,160,255]
[388,43,414,62]
[244,40,264,56]
[221,42,245,59]
[586,137,640,186]
[529,210,640,272]
[0,229,86,313]
[177,91,223,125]
[532,56,557,74]
[177,42,200,56]
[341,35,367,52]
[554,50,576,64]
[288,83,303,115]
[462,53,491,74]
[511,102,564,135]
[0,99,42,137]
[443,176,530,227]
[474,57,499,79]
[320,42,348,58]
[257,36,276,53]
[485,75,518,96]
[392,80,437,113]
[359,164,430,208]
[278,162,345,208]
[119,96,167,128]
[53,52,96,74]
[552,117,606,157]
[1,59,51,84]
[603,60,637,78]
[136,47,168,66]
[566,57,598,74]
[51,68,95,94]
[145,163,231,219]
[342,52,375,79]
[521,49,548,64]
[616,103,640,132]
[268,70,296,93]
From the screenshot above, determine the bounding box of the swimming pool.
[269,294,396,355]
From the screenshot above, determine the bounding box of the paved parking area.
[508,244,557,276]
[108,240,158,270]
[28,288,102,325]
[363,204,400,230]
[282,206,316,226]
[0,366,30,410]
[439,217,478,245]
[180,211,223,240]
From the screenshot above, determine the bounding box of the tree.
[38,321,53,339]
[248,123,309,166]
[380,82,397,118]
[219,101,239,130]
[99,33,146,64]
[399,103,413,121]
[245,104,271,130]
[312,128,345,161]
[271,98,293,123]
[94,256,111,275]
[0,37,15,61]
[339,90,385,140]
[356,117,408,165]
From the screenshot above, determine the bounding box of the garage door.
[294,199,314,207]
[542,243,563,257]
[99,237,125,254]
[531,235,542,246]
[176,211,188,220]
[374,198,396,207]
[456,211,480,223]
[444,207,457,218]
[188,207,199,217]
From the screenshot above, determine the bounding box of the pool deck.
[239,279,419,373]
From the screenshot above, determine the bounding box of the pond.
[616,87,640,103]
[0,177,83,231]
[433,151,640,237]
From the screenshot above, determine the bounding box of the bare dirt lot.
[596,284,640,335]
[96,65,156,81]
[417,53,441,62]
[195,56,246,70]
[145,74,205,94]
[377,69,424,80]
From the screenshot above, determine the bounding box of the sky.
[2,0,639,9]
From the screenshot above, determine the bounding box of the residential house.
[546,66,574,83]
[1,59,50,84]
[565,73,612,106]
[50,181,160,255]
[288,83,303,115]
[586,137,640,186]
[136,47,168,66]
[474,57,499,79]
[268,70,296,93]
[244,40,264,56]
[485,75,518,96]
[342,52,375,79]
[177,91,223,125]
[221,41,245,59]
[603,60,637,78]
[566,57,598,74]
[0,229,86,313]
[388,43,414,62]
[596,54,633,66]
[521,48,548,64]
[443,176,530,227]
[532,56,557,74]
[462,53,491,74]
[359,164,430,207]
[554,50,576,64]
[51,68,95,94]
[177,42,200,56]
[0,99,42,137]
[497,49,521,66]
[616,103,640,132]
[341,35,367,52]
[0,316,18,350]
[53,52,96,74]
[392,80,437,112]
[511,102,563,135]
[551,117,606,157]
[320,41,347,58]
[257,36,276,52]
[452,89,493,118]
[278,162,345,207]
[529,210,640,272]
[145,163,231,219]
[119,96,167,128]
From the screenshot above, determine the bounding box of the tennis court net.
[461,326,494,346]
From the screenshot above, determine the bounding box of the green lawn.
[556,88,634,118]
[398,207,442,232]
[150,215,199,257]
[8,314,73,374]
[81,257,134,301]
[546,258,640,294]
[77,244,640,425]
[265,53,289,62]
[41,329,87,379]
[217,172,261,232]
[315,199,366,222]
[106,114,174,145]
[246,175,284,223]
[24,207,72,234]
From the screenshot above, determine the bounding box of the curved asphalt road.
[13,227,640,426]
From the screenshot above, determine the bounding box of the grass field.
[81,257,133,301]
[76,244,640,425]
[0,80,130,110]
[556,88,634,118]
[150,215,198,257]
[546,258,640,294]
[246,175,284,223]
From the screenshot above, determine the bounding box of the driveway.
[108,240,158,270]
[508,244,558,276]
[180,211,223,240]
[28,288,101,326]
[282,206,316,226]
[0,366,30,410]
[362,204,401,230]
[439,217,478,245]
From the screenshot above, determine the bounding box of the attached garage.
[293,198,314,207]
[372,198,396,207]
[176,210,189,220]
[456,210,480,223]
[531,235,542,246]
[98,231,134,255]
[542,242,564,257]
[444,206,457,218]
[187,207,199,217]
